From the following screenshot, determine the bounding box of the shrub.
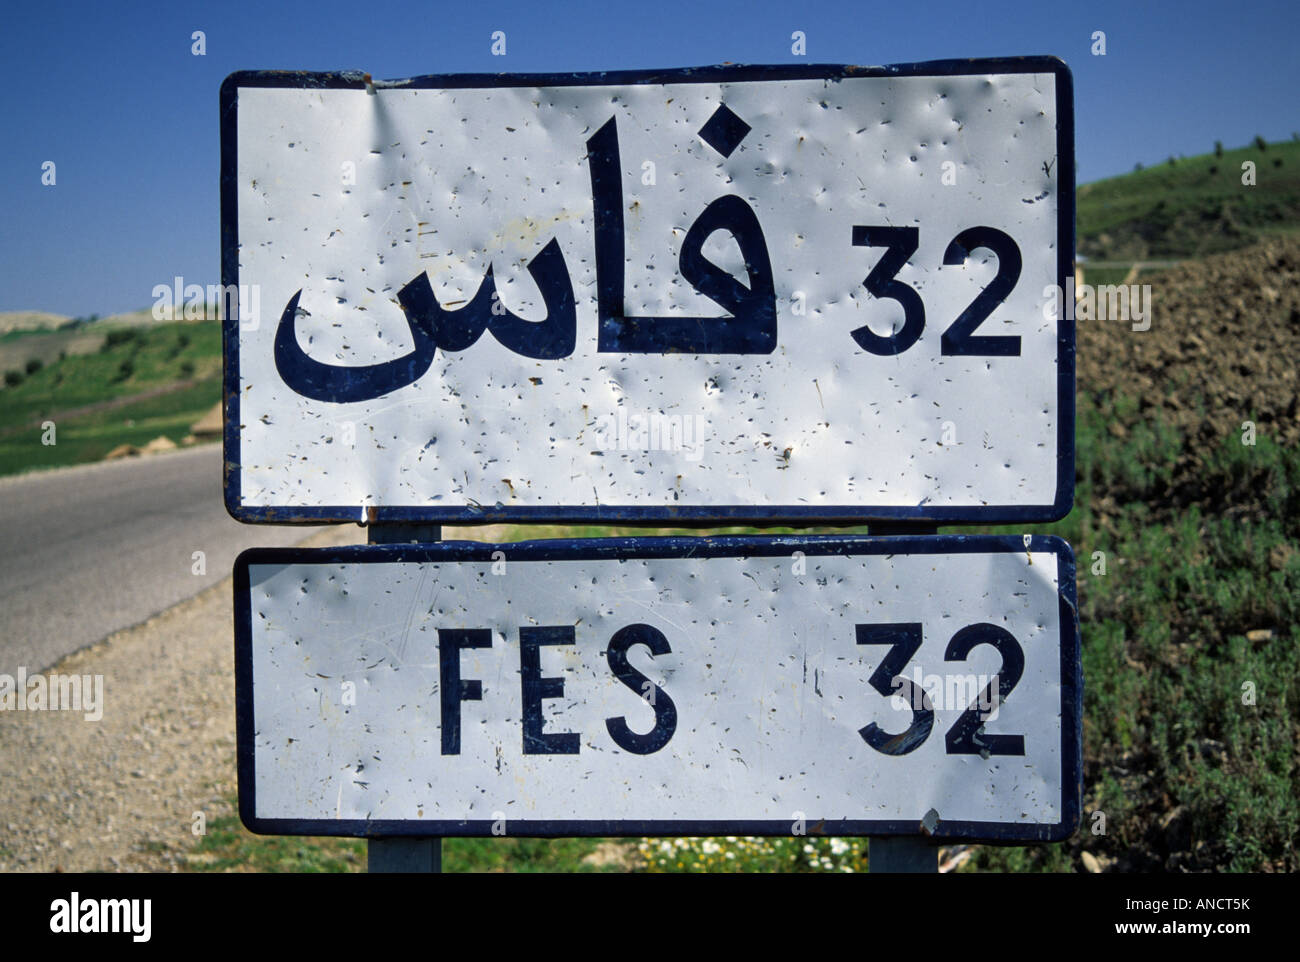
[24,358,43,375]
[101,328,139,351]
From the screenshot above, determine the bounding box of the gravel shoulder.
[0,525,356,872]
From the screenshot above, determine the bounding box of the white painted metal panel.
[235,536,1080,838]
[222,62,1073,523]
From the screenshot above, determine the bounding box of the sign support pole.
[869,836,937,873]
[367,837,442,873]
[366,522,444,874]
[866,522,938,874]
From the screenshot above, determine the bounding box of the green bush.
[101,328,139,351]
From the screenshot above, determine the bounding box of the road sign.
[234,535,1081,840]
[221,58,1075,525]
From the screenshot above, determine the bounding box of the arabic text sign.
[221,60,1075,524]
[235,536,1081,839]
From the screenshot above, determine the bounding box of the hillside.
[0,320,221,476]
[1078,137,1300,261]
[0,307,160,335]
[0,311,70,336]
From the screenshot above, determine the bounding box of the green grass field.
[0,320,221,476]
[1078,137,1300,260]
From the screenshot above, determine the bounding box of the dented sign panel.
[220,59,1075,525]
[234,535,1081,839]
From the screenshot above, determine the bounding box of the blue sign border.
[221,58,1076,526]
[234,534,1082,842]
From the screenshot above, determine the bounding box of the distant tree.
[1214,140,1224,157]
[115,357,135,382]
[102,329,139,351]
[1134,161,1144,172]
[24,358,43,375]
[4,370,24,388]
[1254,134,1268,151]
[180,360,196,378]
[1167,155,1178,167]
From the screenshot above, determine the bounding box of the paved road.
[0,445,342,674]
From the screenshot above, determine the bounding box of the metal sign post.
[870,837,938,873]
[367,837,441,873]
[365,523,442,873]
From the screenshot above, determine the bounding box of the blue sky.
[1,0,1296,316]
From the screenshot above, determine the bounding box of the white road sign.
[235,536,1081,839]
[221,59,1075,525]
